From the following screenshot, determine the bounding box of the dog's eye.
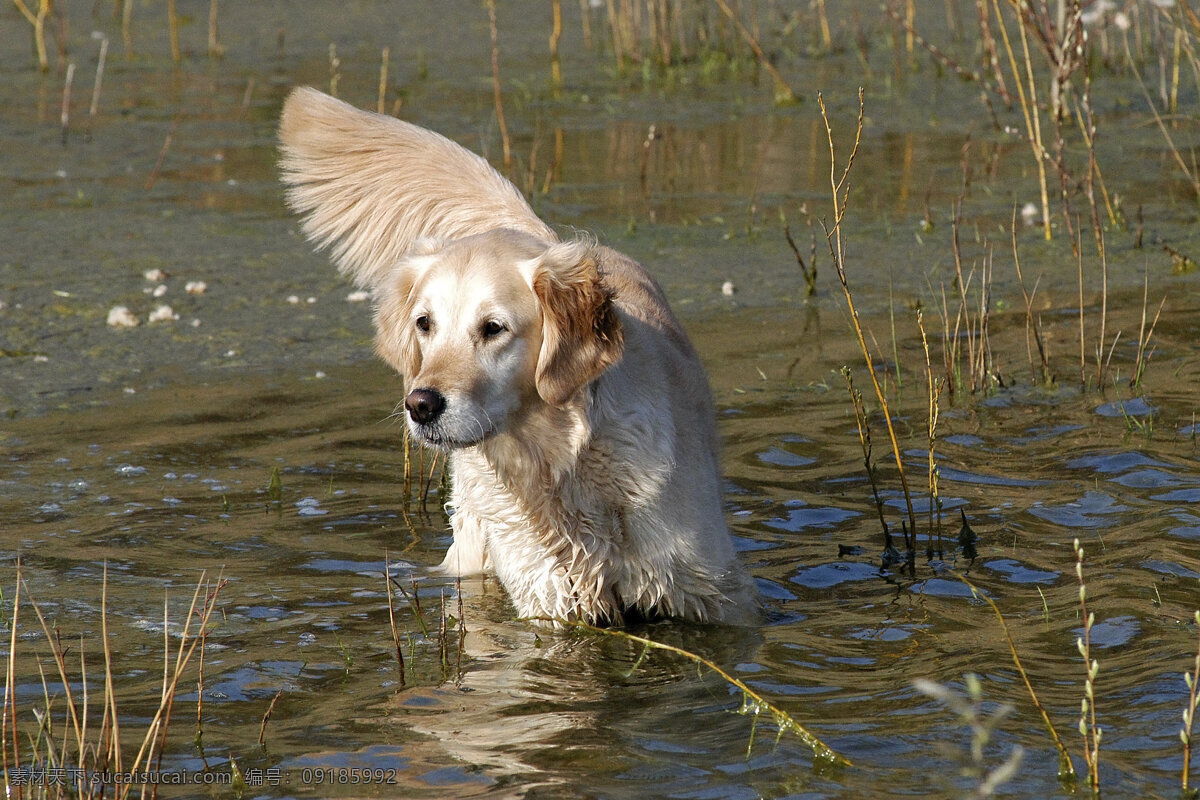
[481,320,506,339]
[415,314,431,333]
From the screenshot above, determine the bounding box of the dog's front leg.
[435,509,490,576]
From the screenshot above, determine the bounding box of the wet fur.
[279,87,758,625]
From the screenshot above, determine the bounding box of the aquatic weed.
[543,619,852,769]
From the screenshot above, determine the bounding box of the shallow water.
[3,2,1200,798]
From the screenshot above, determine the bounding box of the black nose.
[405,388,446,425]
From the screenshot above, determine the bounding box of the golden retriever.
[278,87,758,625]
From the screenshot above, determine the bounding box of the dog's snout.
[405,388,446,425]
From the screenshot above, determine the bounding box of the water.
[3,2,1200,797]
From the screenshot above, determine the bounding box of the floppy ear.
[527,241,624,407]
[278,87,554,290]
[371,249,440,382]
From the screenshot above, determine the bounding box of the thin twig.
[144,116,180,191]
[819,88,918,548]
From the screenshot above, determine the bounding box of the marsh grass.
[816,81,1174,792]
[584,0,804,100]
[2,563,226,799]
[1011,210,1055,388]
[900,1,1113,242]
[938,204,999,399]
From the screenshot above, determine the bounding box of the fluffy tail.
[278,87,554,290]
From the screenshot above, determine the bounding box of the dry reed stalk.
[1095,233,1119,389]
[2,566,226,799]
[1010,209,1052,386]
[549,0,563,90]
[168,0,180,63]
[905,0,915,57]
[100,564,121,774]
[378,46,390,114]
[605,0,627,67]
[144,116,179,191]
[1124,29,1200,198]
[455,577,465,684]
[999,0,1052,240]
[540,127,564,195]
[89,37,108,119]
[711,0,798,104]
[1131,266,1165,390]
[195,602,206,748]
[12,0,50,71]
[121,0,132,58]
[578,0,592,48]
[884,2,991,89]
[208,0,221,58]
[237,77,255,121]
[948,205,982,393]
[1070,88,1119,229]
[486,0,512,169]
[385,555,407,687]
[419,450,441,512]
[782,210,817,297]
[258,688,283,747]
[977,0,1012,107]
[816,0,832,49]
[60,61,74,146]
[916,311,943,558]
[142,575,227,782]
[328,43,340,97]
[3,562,22,784]
[403,427,413,510]
[843,368,889,536]
[437,588,448,678]
[819,88,917,546]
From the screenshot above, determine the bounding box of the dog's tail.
[278,87,555,290]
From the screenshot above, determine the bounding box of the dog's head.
[278,88,624,450]
[374,230,623,449]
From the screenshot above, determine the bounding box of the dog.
[278,87,758,626]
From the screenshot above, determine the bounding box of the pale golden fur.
[279,87,757,625]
